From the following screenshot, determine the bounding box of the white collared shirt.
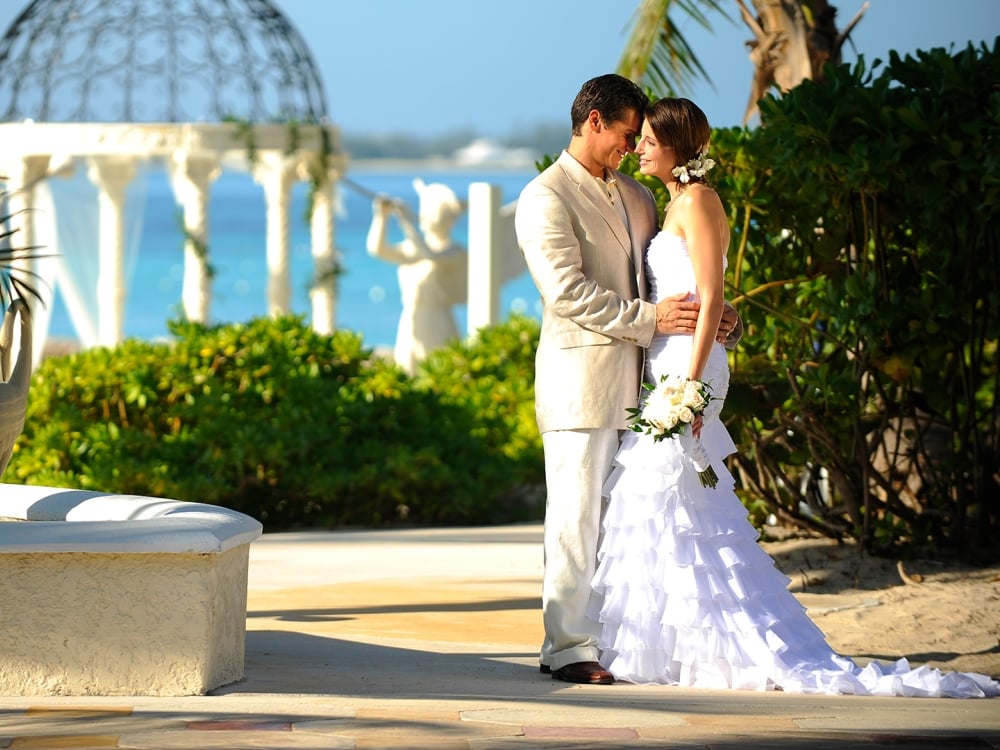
[602,173,629,230]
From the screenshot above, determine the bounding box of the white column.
[467,182,504,338]
[308,177,338,335]
[2,155,51,261]
[169,153,220,324]
[254,152,295,316]
[87,157,136,347]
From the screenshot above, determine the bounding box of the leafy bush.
[414,314,544,510]
[705,41,1000,559]
[11,315,544,529]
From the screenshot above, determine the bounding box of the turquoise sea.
[44,166,542,350]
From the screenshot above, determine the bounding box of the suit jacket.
[515,150,660,433]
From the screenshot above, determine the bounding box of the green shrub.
[415,314,544,510]
[708,42,999,559]
[12,315,544,529]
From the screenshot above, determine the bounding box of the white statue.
[367,179,467,374]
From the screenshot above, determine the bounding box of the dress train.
[589,425,1000,698]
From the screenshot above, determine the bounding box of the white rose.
[683,381,704,407]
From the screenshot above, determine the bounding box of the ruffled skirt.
[590,421,1000,698]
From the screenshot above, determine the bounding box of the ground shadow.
[248,595,541,623]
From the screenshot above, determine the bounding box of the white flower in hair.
[672,152,716,184]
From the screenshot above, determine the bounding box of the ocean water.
[44,166,543,350]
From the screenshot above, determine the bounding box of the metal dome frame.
[0,0,329,124]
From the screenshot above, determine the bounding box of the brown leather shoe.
[551,661,614,684]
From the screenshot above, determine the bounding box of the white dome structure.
[0,0,347,357]
[0,0,329,124]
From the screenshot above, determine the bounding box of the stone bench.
[0,483,262,696]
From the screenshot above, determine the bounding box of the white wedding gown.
[589,232,1000,698]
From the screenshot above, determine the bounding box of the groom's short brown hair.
[570,74,648,136]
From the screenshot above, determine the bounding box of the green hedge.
[10,314,544,529]
[708,41,999,559]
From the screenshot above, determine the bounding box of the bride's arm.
[683,188,727,382]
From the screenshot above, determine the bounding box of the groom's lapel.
[617,178,650,290]
[554,152,633,267]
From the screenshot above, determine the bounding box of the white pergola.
[1,121,346,355]
[0,0,354,360]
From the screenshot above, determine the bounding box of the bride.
[589,97,1000,699]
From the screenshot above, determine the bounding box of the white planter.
[0,484,262,696]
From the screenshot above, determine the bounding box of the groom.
[515,74,741,685]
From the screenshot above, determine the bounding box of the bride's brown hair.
[646,98,712,183]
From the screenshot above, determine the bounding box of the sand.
[760,531,1000,679]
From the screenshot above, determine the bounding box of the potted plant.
[0,180,44,478]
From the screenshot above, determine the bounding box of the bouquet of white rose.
[626,374,719,489]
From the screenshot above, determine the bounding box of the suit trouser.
[539,427,620,670]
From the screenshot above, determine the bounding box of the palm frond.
[617,0,736,97]
[0,203,49,308]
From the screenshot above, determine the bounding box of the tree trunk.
[737,0,868,123]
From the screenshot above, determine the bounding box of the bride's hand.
[717,304,741,345]
[692,414,704,439]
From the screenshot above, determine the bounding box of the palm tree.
[617,0,869,123]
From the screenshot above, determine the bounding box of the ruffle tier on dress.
[590,422,1000,699]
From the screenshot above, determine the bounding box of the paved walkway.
[1,524,998,749]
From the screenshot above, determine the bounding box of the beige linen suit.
[515,150,660,669]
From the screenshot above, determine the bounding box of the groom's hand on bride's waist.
[654,293,741,345]
[655,292,700,334]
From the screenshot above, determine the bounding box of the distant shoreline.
[345,157,541,174]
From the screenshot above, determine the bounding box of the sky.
[0,0,998,138]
